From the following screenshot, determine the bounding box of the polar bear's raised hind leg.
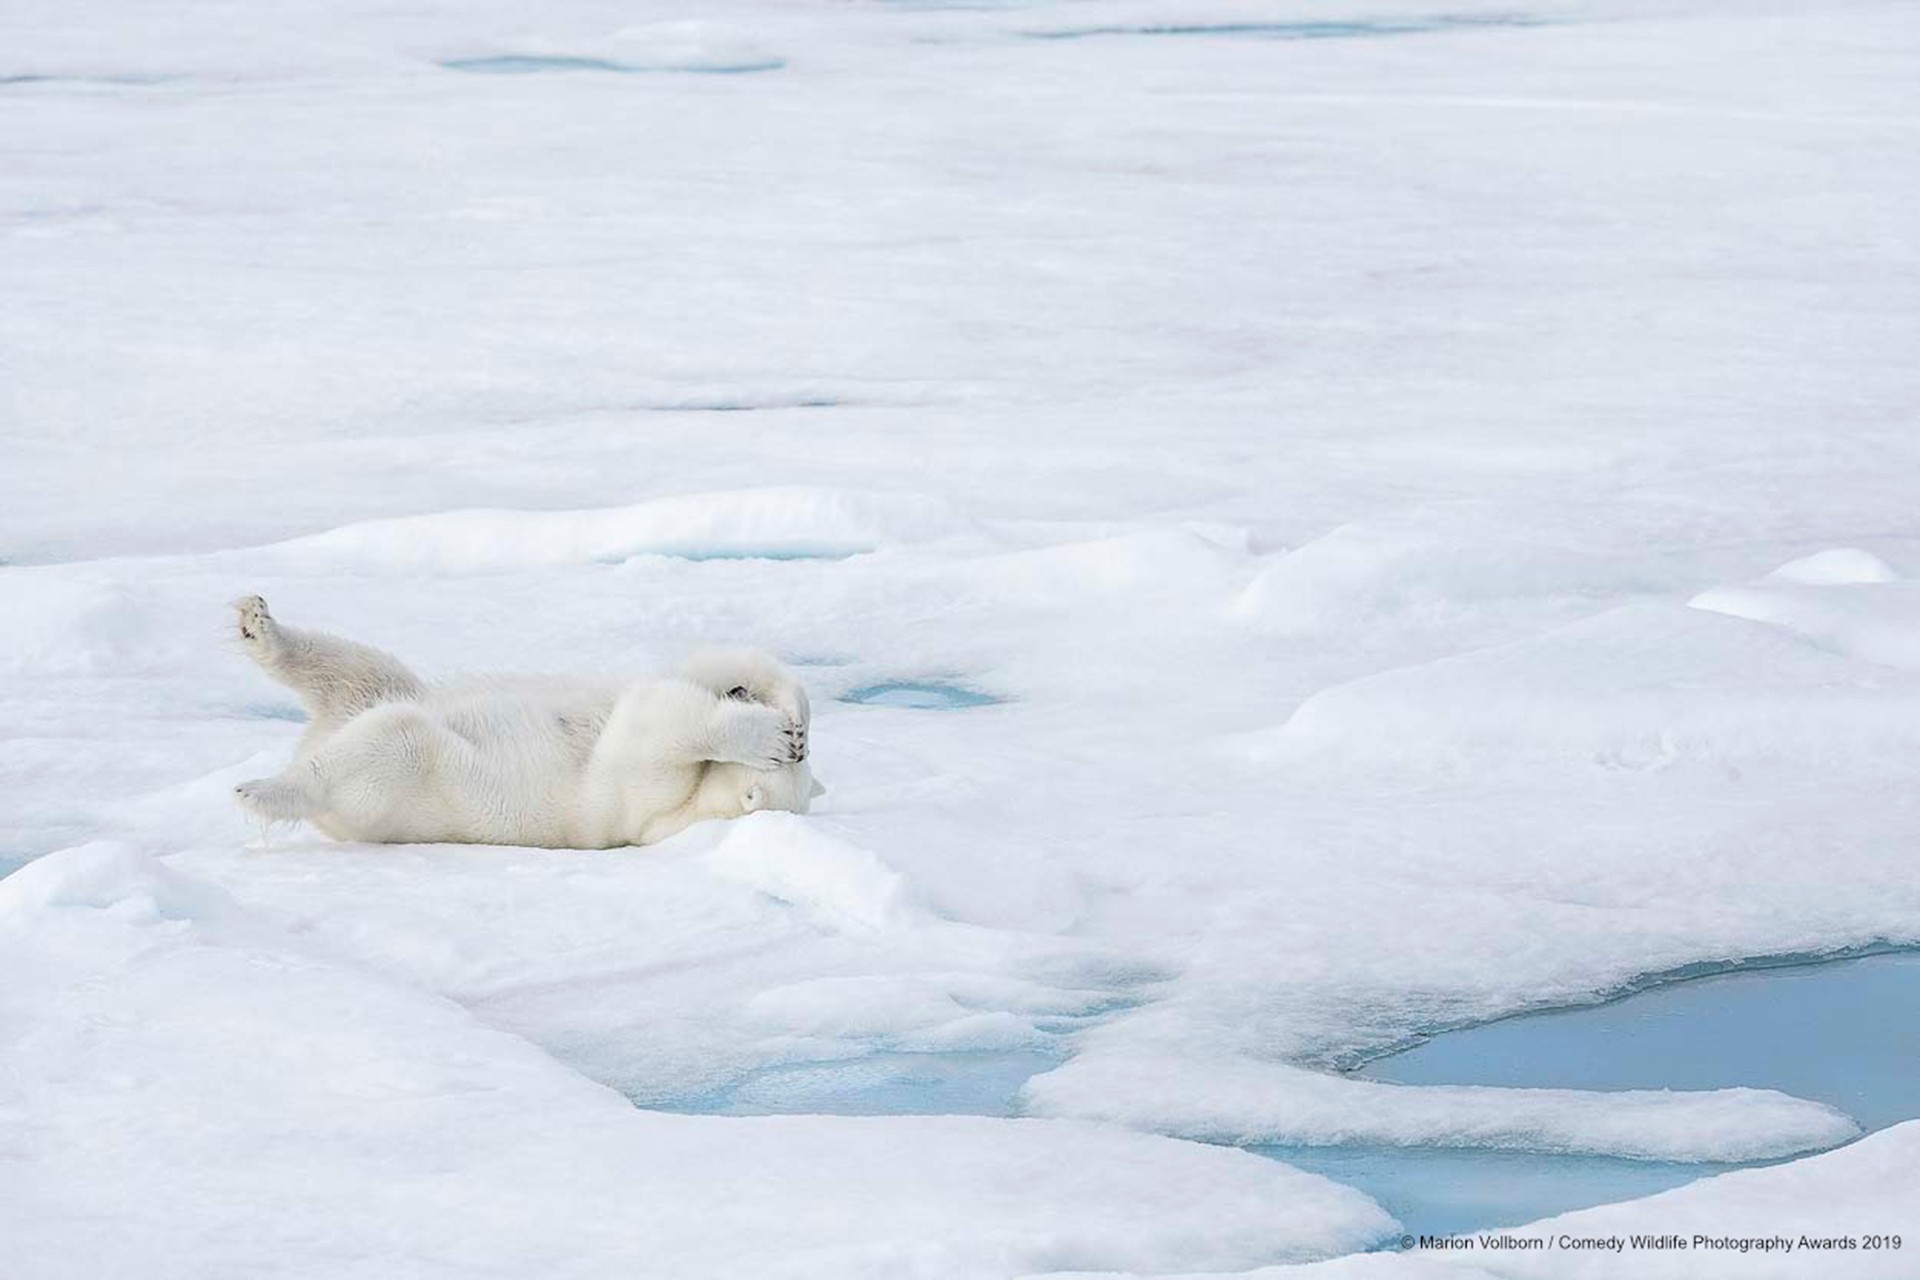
[233,594,426,724]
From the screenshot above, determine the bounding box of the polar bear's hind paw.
[234,776,313,823]
[233,595,280,651]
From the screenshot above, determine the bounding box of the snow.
[704,811,916,932]
[1227,1124,1920,1279]
[5,0,1920,1273]
[1022,1053,1860,1163]
[1267,600,1920,769]
[1764,548,1899,588]
[253,488,974,571]
[1690,559,1920,671]
[0,843,1392,1279]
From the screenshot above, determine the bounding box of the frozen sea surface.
[4,0,1920,1275]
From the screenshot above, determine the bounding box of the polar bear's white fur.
[230,596,821,848]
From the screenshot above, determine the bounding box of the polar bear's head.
[739,759,826,815]
[676,648,825,822]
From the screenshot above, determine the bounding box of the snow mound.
[1690,575,1920,671]
[250,488,972,573]
[1765,547,1899,586]
[1271,602,1920,769]
[1233,524,1624,637]
[1021,1052,1860,1163]
[0,839,232,927]
[609,20,785,73]
[705,813,917,932]
[0,576,196,676]
[961,529,1244,603]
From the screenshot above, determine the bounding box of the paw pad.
[233,594,273,643]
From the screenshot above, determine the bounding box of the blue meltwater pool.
[1264,948,1920,1239]
[650,950,1919,1245]
[839,681,1002,709]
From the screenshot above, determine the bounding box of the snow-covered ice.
[1022,1053,1860,1162]
[0,842,1392,1278]
[4,0,1920,1273]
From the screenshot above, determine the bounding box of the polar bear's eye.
[726,685,753,701]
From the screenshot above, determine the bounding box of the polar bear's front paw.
[233,594,282,654]
[718,703,806,769]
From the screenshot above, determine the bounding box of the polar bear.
[230,595,821,848]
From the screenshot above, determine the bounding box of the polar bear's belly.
[326,694,610,848]
[436,701,606,846]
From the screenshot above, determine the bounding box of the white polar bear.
[230,595,822,848]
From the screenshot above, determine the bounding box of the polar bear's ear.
[810,778,827,799]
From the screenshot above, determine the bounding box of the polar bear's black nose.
[726,685,752,701]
